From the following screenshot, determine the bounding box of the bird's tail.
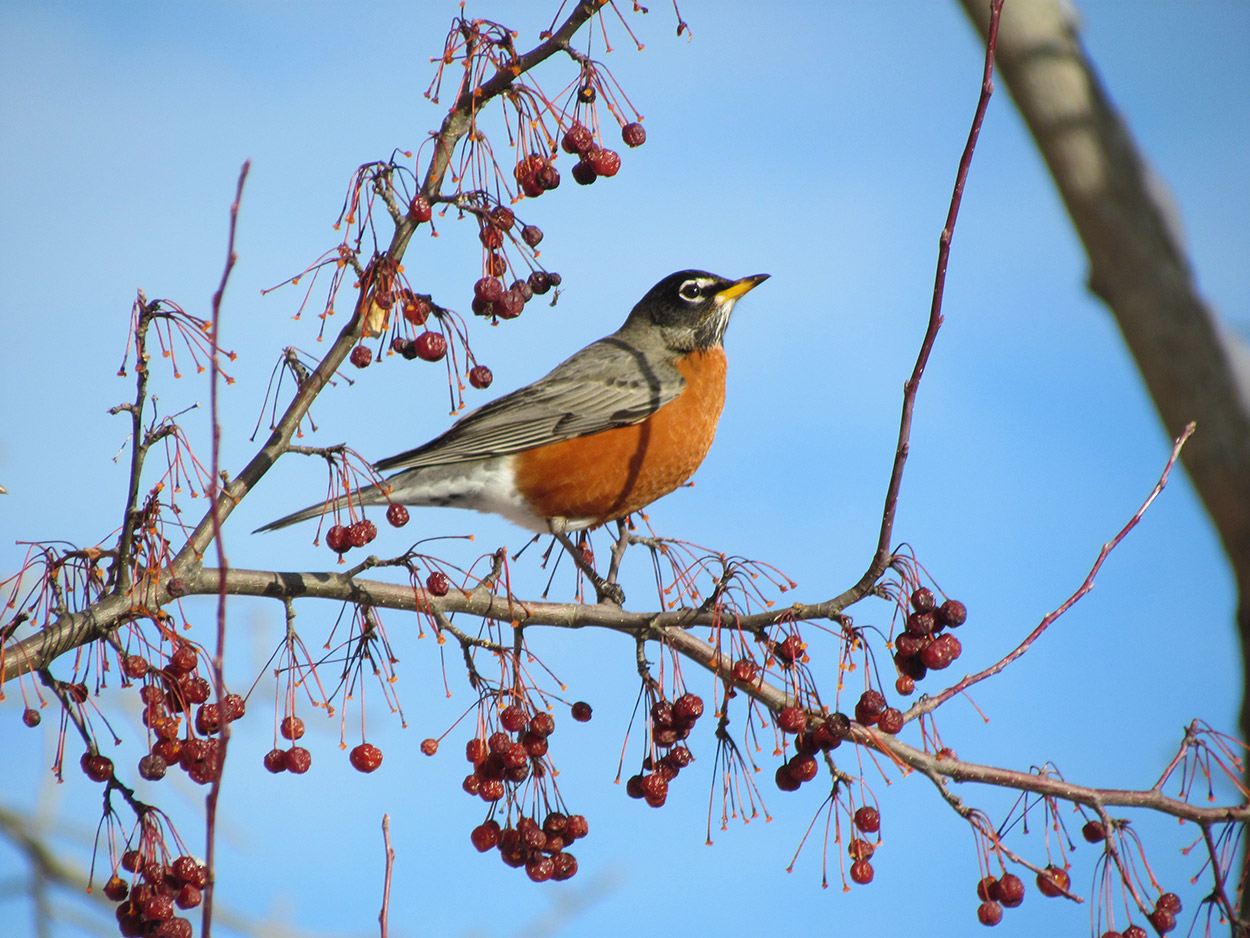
[253,484,390,534]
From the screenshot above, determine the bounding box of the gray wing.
[374,334,681,472]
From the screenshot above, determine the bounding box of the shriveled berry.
[166,577,188,597]
[855,689,887,726]
[347,519,377,548]
[285,747,312,774]
[528,271,552,295]
[732,658,758,683]
[325,524,352,554]
[848,838,875,860]
[349,743,383,773]
[385,503,410,527]
[479,225,504,249]
[561,122,593,155]
[993,872,1024,908]
[673,693,703,723]
[1155,893,1182,915]
[263,748,287,773]
[1123,927,1148,938]
[468,365,493,389]
[139,754,167,781]
[977,900,1003,926]
[895,674,916,696]
[409,195,432,222]
[175,884,202,910]
[280,715,305,740]
[123,654,150,679]
[776,706,807,734]
[471,821,500,852]
[787,753,818,783]
[640,773,668,807]
[526,856,555,883]
[414,331,447,362]
[910,586,936,612]
[1036,865,1070,897]
[878,707,904,734]
[500,704,527,732]
[529,712,555,736]
[570,701,593,722]
[1147,909,1176,934]
[486,252,507,277]
[496,289,525,319]
[849,859,874,885]
[937,598,967,627]
[169,644,198,675]
[349,345,372,368]
[621,122,646,147]
[426,570,450,596]
[520,224,543,248]
[22,707,40,727]
[854,806,881,833]
[590,148,621,177]
[474,277,504,302]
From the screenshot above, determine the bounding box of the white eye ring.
[679,280,703,301]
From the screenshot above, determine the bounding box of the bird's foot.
[554,532,625,605]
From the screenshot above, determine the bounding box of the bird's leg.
[553,531,625,606]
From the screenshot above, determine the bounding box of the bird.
[258,269,768,539]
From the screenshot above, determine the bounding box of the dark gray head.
[622,270,769,351]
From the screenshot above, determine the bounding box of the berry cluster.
[893,587,967,695]
[112,645,244,787]
[324,499,415,557]
[974,864,1070,926]
[773,710,851,792]
[470,811,589,882]
[462,704,555,802]
[105,848,207,938]
[625,693,704,808]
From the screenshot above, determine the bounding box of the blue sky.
[1,2,1247,936]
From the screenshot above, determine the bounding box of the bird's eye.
[679,280,702,301]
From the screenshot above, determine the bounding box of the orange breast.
[512,348,727,528]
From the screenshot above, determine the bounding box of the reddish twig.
[379,814,395,938]
[909,421,1196,720]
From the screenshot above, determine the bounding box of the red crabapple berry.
[1155,893,1182,914]
[426,570,450,596]
[123,654,149,679]
[471,821,500,852]
[22,707,40,727]
[673,692,703,722]
[103,875,129,901]
[570,701,593,722]
[169,644,198,674]
[386,503,409,527]
[349,743,383,773]
[138,754,168,781]
[992,873,1025,908]
[910,586,936,612]
[500,704,528,732]
[937,598,967,627]
[469,365,493,389]
[848,839,875,860]
[409,195,432,222]
[1123,927,1148,938]
[521,224,543,247]
[895,675,916,696]
[325,524,351,554]
[490,206,514,231]
[263,748,287,773]
[347,519,377,548]
[1036,865,1070,897]
[786,753,818,783]
[349,345,372,368]
[855,689,887,726]
[849,859,874,885]
[414,331,447,362]
[854,806,881,833]
[528,271,552,294]
[640,773,668,807]
[1082,819,1106,843]
[280,715,305,740]
[474,277,504,302]
[590,148,621,177]
[731,658,758,683]
[479,225,504,249]
[877,707,904,734]
[621,122,646,147]
[976,876,998,902]
[571,160,597,185]
[496,289,525,319]
[529,712,555,736]
[977,901,1004,926]
[774,763,800,792]
[81,752,114,783]
[561,122,593,155]
[285,747,312,774]
[776,706,807,734]
[1147,909,1176,934]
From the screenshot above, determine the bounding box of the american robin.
[258,269,768,538]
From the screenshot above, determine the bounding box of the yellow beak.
[715,273,770,302]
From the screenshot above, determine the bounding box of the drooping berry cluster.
[625,692,704,808]
[974,864,1071,927]
[470,810,589,882]
[118,645,244,787]
[106,846,207,938]
[893,587,967,695]
[773,710,850,792]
